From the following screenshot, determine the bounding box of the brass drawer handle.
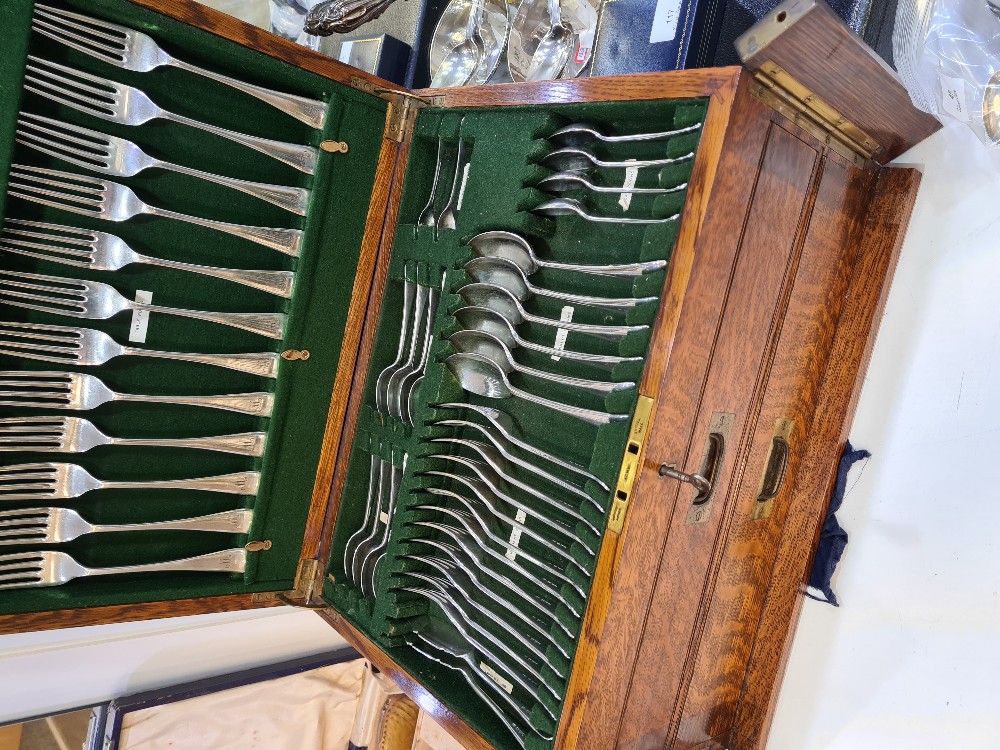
[660,412,735,525]
[752,418,795,520]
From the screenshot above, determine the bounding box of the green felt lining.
[0,0,385,615]
[323,100,707,750]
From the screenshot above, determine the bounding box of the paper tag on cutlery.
[456,162,471,211]
[380,512,389,525]
[619,162,640,211]
[506,509,527,561]
[129,290,152,343]
[480,662,515,694]
[551,306,575,361]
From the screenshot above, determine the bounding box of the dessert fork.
[7,165,302,256]
[17,113,309,215]
[0,321,280,378]
[0,270,286,339]
[0,507,253,545]
[25,56,318,173]
[0,548,247,590]
[0,462,260,501]
[0,370,274,416]
[0,416,267,456]
[33,4,327,129]
[1,220,295,299]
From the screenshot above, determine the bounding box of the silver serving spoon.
[537,171,685,196]
[465,257,657,309]
[450,329,633,395]
[548,121,702,146]
[469,230,665,277]
[446,352,627,426]
[430,0,484,87]
[454,305,639,366]
[458,285,646,340]
[438,117,468,231]
[417,135,446,228]
[540,145,695,171]
[534,197,680,225]
[526,0,573,81]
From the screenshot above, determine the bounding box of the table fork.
[0,371,274,417]
[0,270,286,340]
[0,321,280,379]
[8,165,302,256]
[0,548,247,590]
[33,4,327,129]
[0,462,260,501]
[25,56,318,174]
[1,220,295,299]
[17,113,309,215]
[0,416,267,456]
[0,507,253,545]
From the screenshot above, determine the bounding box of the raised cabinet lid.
[736,0,940,164]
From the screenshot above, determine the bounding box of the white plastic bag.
[894,0,1000,145]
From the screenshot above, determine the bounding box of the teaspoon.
[469,230,666,277]
[446,352,627,426]
[449,329,633,395]
[536,171,685,197]
[454,305,640,366]
[540,145,695,171]
[548,120,702,146]
[534,197,680,225]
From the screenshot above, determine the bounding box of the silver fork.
[1,220,295,299]
[17,113,309,215]
[0,416,267,457]
[33,4,327,130]
[0,371,274,417]
[0,321,280,379]
[7,165,302,256]
[25,56,316,174]
[0,462,259,501]
[0,269,286,340]
[0,548,247,590]
[0,507,253,545]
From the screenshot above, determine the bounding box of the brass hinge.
[607,395,655,534]
[749,62,881,167]
[349,76,441,143]
[251,557,328,609]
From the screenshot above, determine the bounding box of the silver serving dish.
[508,0,598,82]
[429,0,510,86]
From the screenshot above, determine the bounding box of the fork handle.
[163,110,318,175]
[91,509,254,535]
[157,159,309,215]
[147,205,303,257]
[117,391,274,416]
[168,58,327,130]
[86,548,247,577]
[134,302,286,340]
[110,432,267,456]
[140,255,294,298]
[100,471,260,495]
[123,347,280,379]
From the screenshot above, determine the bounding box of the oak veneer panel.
[671,152,874,747]
[728,166,921,750]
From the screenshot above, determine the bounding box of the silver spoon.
[469,230,665,277]
[534,197,680,225]
[417,135,446,228]
[433,402,610,492]
[446,352,627,426]
[458,285,646,341]
[430,2,484,87]
[526,0,573,81]
[541,145,695,171]
[450,329,632,395]
[466,257,656,309]
[438,117,469,231]
[536,171,685,196]
[454,305,639,366]
[548,121,702,146]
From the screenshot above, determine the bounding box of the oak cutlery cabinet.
[0,0,939,749]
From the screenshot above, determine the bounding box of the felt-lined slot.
[0,0,385,615]
[323,99,707,750]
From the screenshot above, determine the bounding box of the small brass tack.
[245,540,273,552]
[281,349,310,361]
[320,140,349,153]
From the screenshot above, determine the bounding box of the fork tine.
[32,19,127,67]
[7,177,105,205]
[35,4,130,42]
[5,190,102,218]
[0,242,94,267]
[4,220,99,245]
[0,321,83,341]
[11,165,108,192]
[15,129,110,173]
[26,56,118,98]
[18,113,110,152]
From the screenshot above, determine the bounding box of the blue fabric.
[807,441,870,607]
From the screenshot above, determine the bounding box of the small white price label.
[129,290,153,343]
[551,306,574,362]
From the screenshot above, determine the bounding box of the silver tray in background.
[429,0,511,86]
[508,0,599,82]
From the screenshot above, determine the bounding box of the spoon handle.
[596,122,702,143]
[516,361,633,395]
[507,383,627,425]
[517,335,638,366]
[539,257,667,277]
[533,285,658,309]
[523,311,646,339]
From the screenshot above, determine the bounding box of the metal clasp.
[657,465,712,495]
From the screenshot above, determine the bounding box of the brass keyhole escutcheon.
[245,540,272,552]
[281,349,310,361]
[320,140,349,153]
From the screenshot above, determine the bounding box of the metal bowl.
[429,0,510,86]
[508,0,598,82]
